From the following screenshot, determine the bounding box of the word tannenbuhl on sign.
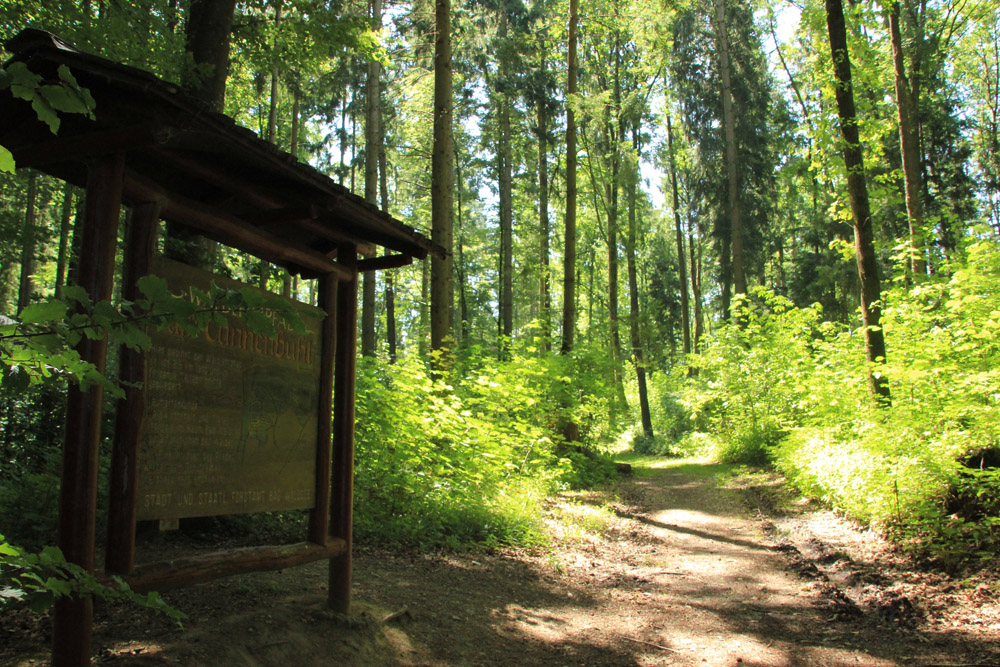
[137,257,324,520]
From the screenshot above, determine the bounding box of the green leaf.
[0,146,14,173]
[56,64,77,87]
[244,309,275,336]
[19,299,68,324]
[40,84,88,115]
[2,365,33,392]
[137,274,169,302]
[61,285,91,308]
[31,95,59,134]
[28,591,54,614]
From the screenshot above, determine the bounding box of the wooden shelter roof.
[0,29,443,278]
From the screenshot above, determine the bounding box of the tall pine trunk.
[887,0,926,277]
[17,171,39,314]
[712,0,744,317]
[379,115,398,363]
[561,0,578,355]
[606,40,627,424]
[55,185,74,300]
[666,114,690,356]
[825,0,891,403]
[537,101,551,352]
[627,129,653,438]
[431,0,455,360]
[361,0,383,358]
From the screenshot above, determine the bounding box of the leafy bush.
[0,533,184,624]
[644,241,1000,567]
[352,350,620,549]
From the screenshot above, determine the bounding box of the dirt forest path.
[5,458,1000,666]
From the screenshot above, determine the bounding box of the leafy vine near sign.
[0,59,96,172]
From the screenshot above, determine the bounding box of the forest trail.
[5,458,999,666]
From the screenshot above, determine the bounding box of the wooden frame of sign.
[0,30,443,667]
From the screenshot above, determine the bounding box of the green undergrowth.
[646,239,1000,571]
[351,349,623,550]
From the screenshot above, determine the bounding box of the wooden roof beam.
[123,171,353,281]
[146,146,289,210]
[9,123,165,170]
[357,255,414,272]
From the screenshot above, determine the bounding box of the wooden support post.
[328,244,358,613]
[105,202,160,575]
[309,272,337,544]
[53,152,125,667]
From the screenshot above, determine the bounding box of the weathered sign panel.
[137,257,323,520]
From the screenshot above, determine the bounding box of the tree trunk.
[419,256,429,358]
[169,0,237,269]
[361,0,383,358]
[666,114,690,356]
[497,6,513,359]
[456,157,469,345]
[537,100,551,352]
[55,184,74,300]
[712,0,744,317]
[690,215,704,355]
[17,170,39,314]
[184,0,237,112]
[888,0,927,278]
[430,0,454,361]
[266,2,282,145]
[627,128,653,438]
[379,134,397,363]
[606,39,626,423]
[561,0,578,355]
[825,0,891,403]
[290,91,300,158]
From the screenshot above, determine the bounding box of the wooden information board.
[136,257,323,520]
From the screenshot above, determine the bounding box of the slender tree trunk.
[339,94,348,186]
[350,110,358,192]
[269,5,289,299]
[690,216,704,355]
[561,0,578,355]
[431,0,455,360]
[888,0,926,277]
[606,39,627,422]
[666,115,690,356]
[379,135,397,363]
[361,0,383,358]
[456,157,469,345]
[498,108,513,355]
[537,101,551,353]
[419,256,429,358]
[17,171,39,314]
[290,91,300,158]
[55,184,74,300]
[496,5,514,358]
[825,0,891,403]
[712,0,744,317]
[627,129,653,438]
[266,2,282,144]
[258,261,269,289]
